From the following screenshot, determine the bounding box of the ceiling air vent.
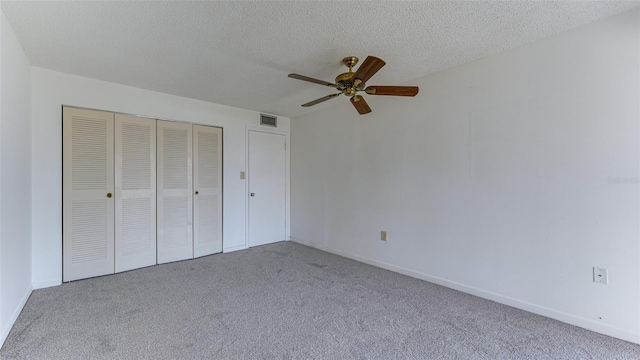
[260,114,277,127]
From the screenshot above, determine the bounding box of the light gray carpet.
[1,242,639,359]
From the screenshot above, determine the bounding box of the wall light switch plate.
[240,171,246,179]
[593,267,608,285]
[381,231,387,241]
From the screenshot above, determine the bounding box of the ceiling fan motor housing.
[335,72,355,91]
[335,56,370,95]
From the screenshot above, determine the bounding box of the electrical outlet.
[240,171,246,179]
[380,231,387,241]
[593,267,608,285]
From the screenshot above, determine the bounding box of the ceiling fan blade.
[350,95,372,115]
[288,73,337,88]
[301,93,341,107]
[365,86,419,96]
[353,56,386,83]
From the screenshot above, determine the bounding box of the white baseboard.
[0,286,32,348]
[223,244,247,253]
[291,238,640,345]
[32,278,61,290]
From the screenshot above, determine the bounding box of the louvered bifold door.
[63,107,115,282]
[157,120,193,264]
[115,114,157,272]
[193,125,223,258]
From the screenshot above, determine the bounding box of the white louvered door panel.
[63,107,115,282]
[115,114,157,272]
[193,125,223,258]
[157,120,193,263]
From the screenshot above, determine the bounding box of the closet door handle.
[250,193,255,197]
[106,193,112,198]
[195,191,199,195]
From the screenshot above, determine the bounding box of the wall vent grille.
[260,114,277,127]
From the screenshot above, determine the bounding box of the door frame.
[244,126,290,249]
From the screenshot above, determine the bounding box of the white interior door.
[193,125,223,257]
[115,114,156,272]
[248,130,286,247]
[63,107,115,282]
[157,120,193,263]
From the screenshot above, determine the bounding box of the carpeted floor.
[1,241,639,359]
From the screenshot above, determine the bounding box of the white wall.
[0,10,32,346]
[31,68,290,289]
[291,9,640,343]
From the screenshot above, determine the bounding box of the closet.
[62,107,222,282]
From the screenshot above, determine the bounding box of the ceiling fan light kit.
[288,55,419,115]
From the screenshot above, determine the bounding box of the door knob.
[250,193,255,197]
[106,193,112,198]
[195,191,199,195]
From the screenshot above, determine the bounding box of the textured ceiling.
[2,1,639,118]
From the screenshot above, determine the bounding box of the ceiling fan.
[288,56,419,115]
